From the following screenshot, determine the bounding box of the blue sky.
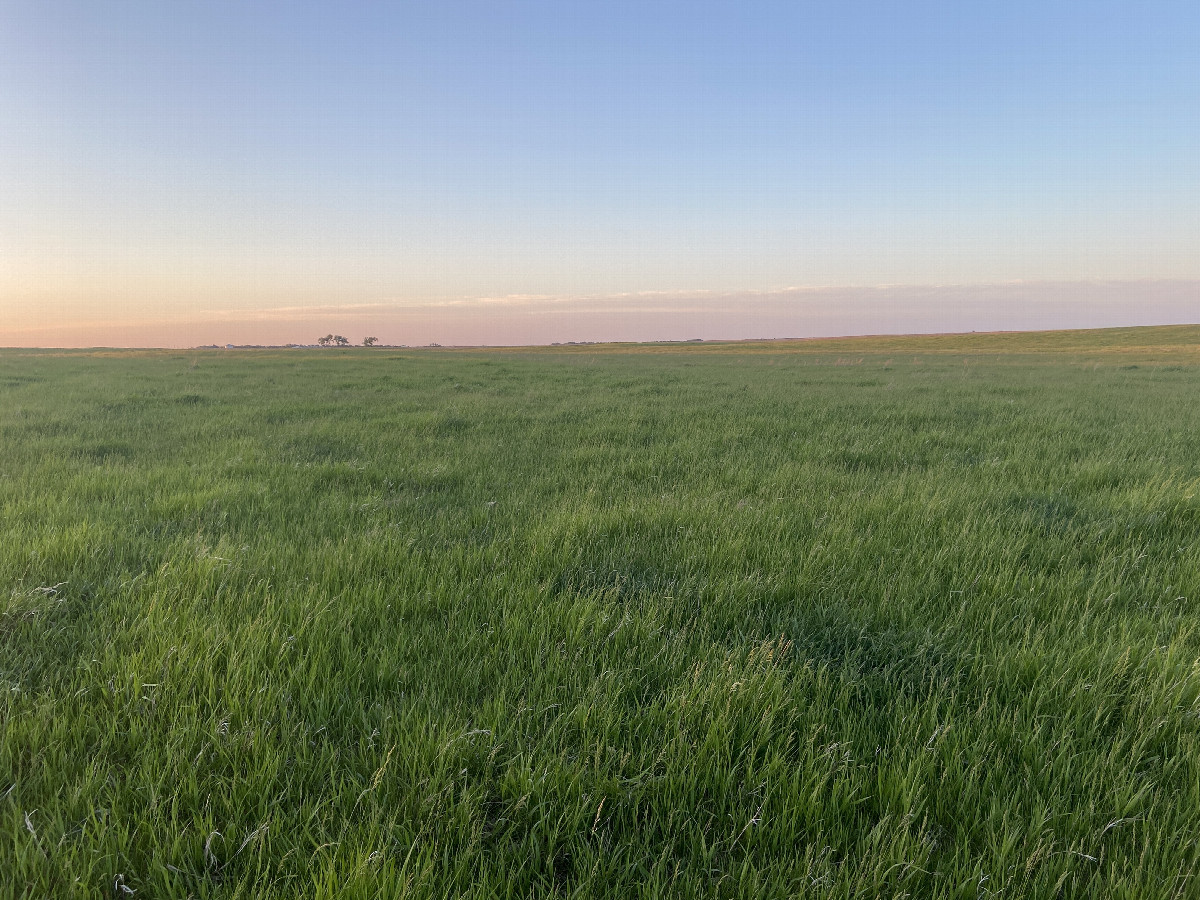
[2,1,1198,344]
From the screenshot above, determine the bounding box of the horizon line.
[5,320,1200,353]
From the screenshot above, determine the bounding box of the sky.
[1,0,1198,347]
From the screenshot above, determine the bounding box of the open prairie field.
[3,325,1200,899]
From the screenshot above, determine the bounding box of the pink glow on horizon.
[2,281,1197,349]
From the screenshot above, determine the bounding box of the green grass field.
[3,326,1200,898]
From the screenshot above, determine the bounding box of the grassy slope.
[2,326,1199,898]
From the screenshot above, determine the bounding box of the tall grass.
[2,327,1199,897]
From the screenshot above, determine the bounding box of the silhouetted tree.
[362,336,378,347]
[333,335,350,346]
[317,334,333,347]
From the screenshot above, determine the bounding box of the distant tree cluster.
[316,334,381,347]
[316,331,381,345]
